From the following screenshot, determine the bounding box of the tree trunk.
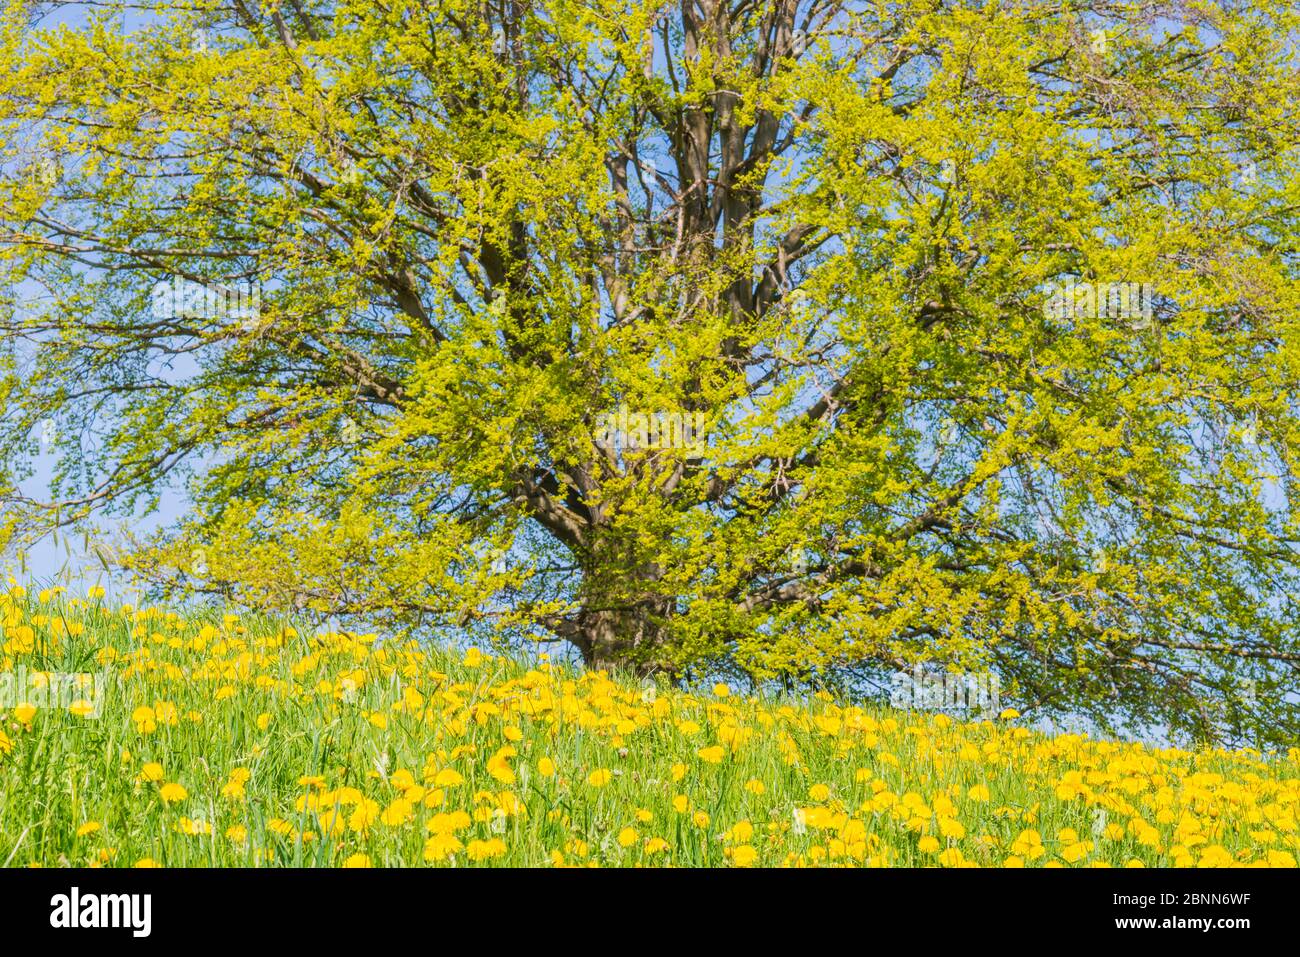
[574,597,675,678]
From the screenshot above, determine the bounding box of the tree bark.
[576,600,675,678]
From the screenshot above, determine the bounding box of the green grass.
[1,585,1298,868]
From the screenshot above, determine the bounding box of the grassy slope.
[1,585,1297,868]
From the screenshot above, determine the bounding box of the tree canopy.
[3,0,1300,747]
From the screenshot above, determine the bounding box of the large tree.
[3,0,1300,746]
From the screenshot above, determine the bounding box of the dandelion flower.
[159,782,188,804]
[131,706,156,733]
[466,838,507,862]
[424,833,463,862]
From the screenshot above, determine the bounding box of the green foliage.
[2,1,1300,746]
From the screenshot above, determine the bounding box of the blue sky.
[5,443,186,600]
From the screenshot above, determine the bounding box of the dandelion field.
[2,585,1298,869]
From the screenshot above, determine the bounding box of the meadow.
[1,583,1297,868]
